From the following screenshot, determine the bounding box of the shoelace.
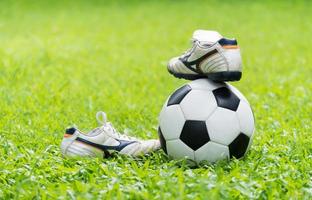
[181,40,197,57]
[96,111,137,141]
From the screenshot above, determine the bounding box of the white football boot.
[61,111,160,158]
[167,30,242,81]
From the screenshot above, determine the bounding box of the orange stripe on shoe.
[222,45,239,49]
[64,133,73,138]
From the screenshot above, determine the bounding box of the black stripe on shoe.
[179,49,219,73]
[75,137,137,152]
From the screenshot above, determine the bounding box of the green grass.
[0,0,311,199]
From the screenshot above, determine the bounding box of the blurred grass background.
[0,0,311,199]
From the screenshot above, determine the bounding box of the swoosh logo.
[180,49,219,73]
[75,137,137,152]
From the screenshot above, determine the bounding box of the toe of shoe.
[143,139,161,152]
[167,57,181,72]
[167,57,198,76]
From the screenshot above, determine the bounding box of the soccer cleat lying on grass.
[61,111,160,158]
[167,30,242,81]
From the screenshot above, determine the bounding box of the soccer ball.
[158,79,255,163]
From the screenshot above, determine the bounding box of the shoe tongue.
[192,30,222,44]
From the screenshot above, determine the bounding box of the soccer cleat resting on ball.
[167,30,242,81]
[61,111,160,158]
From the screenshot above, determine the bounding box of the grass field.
[0,0,311,199]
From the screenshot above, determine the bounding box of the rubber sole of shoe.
[168,68,206,80]
[168,69,242,81]
[206,71,242,82]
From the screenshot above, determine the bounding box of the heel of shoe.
[206,71,242,82]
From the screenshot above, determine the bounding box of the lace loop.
[96,111,107,126]
[95,111,138,141]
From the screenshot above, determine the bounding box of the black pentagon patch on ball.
[167,85,191,106]
[158,127,167,154]
[212,87,240,111]
[229,133,250,159]
[180,120,210,151]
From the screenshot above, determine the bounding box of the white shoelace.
[181,40,197,57]
[96,111,137,141]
